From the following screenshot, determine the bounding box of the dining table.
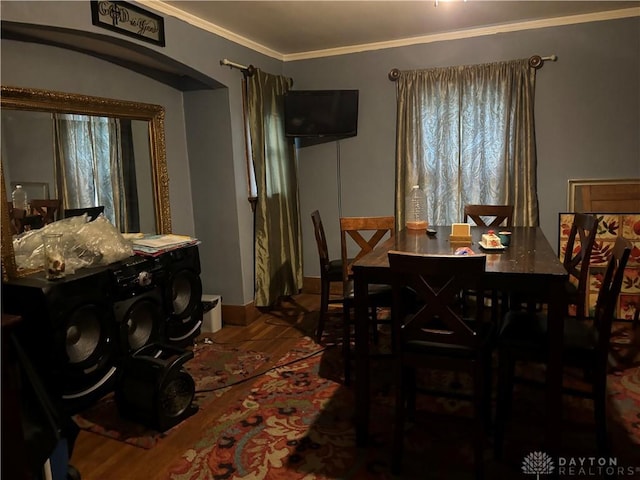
[352,225,568,456]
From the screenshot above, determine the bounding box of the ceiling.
[152,1,640,60]
[3,1,637,90]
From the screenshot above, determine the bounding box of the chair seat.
[343,281,392,302]
[326,259,344,280]
[405,320,495,358]
[499,310,597,362]
[326,258,356,282]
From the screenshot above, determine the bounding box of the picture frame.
[567,178,640,213]
[90,1,165,47]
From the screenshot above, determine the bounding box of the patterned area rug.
[164,337,640,480]
[72,340,270,449]
[609,366,640,445]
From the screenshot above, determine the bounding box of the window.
[53,114,139,231]
[395,59,538,227]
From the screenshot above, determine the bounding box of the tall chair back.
[462,204,513,320]
[30,199,60,225]
[311,210,331,276]
[592,236,631,370]
[463,204,514,227]
[563,212,598,318]
[339,216,395,295]
[311,210,344,342]
[389,252,487,351]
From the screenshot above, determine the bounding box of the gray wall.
[1,110,56,195]
[2,1,638,303]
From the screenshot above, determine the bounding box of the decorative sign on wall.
[90,1,165,47]
[559,212,640,320]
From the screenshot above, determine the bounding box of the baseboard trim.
[222,302,260,326]
[302,276,342,295]
[302,276,321,295]
[222,279,329,325]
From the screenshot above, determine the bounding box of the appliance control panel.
[110,255,164,296]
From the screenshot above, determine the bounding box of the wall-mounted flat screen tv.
[284,90,359,146]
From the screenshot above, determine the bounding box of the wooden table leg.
[354,270,370,447]
[546,282,565,461]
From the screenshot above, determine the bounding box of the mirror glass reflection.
[2,109,156,234]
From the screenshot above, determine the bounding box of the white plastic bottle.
[11,184,28,212]
[405,185,428,230]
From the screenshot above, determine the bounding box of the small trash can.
[201,294,222,333]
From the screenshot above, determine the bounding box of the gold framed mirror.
[1,85,171,279]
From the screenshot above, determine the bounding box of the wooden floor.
[69,294,640,479]
[70,293,323,480]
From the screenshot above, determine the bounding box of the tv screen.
[284,90,359,141]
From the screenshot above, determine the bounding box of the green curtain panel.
[246,69,303,307]
[394,58,539,228]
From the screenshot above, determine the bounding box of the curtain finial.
[388,68,401,81]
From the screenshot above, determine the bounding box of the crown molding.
[137,0,284,60]
[285,7,640,61]
[139,3,639,63]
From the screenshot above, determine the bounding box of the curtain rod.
[528,54,558,69]
[388,54,558,81]
[220,58,256,76]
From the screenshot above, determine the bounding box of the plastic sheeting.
[13,214,133,274]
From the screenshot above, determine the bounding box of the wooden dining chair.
[494,236,632,458]
[514,212,599,317]
[463,204,514,228]
[561,212,598,319]
[388,251,494,479]
[30,199,60,225]
[310,210,346,343]
[339,216,395,385]
[6,202,23,235]
[462,204,514,321]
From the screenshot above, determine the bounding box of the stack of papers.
[132,234,200,257]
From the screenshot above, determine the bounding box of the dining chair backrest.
[7,201,22,235]
[64,206,105,221]
[592,236,631,363]
[340,216,395,295]
[388,251,487,350]
[463,204,514,228]
[30,199,60,225]
[563,212,598,318]
[311,210,331,278]
[311,210,347,342]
